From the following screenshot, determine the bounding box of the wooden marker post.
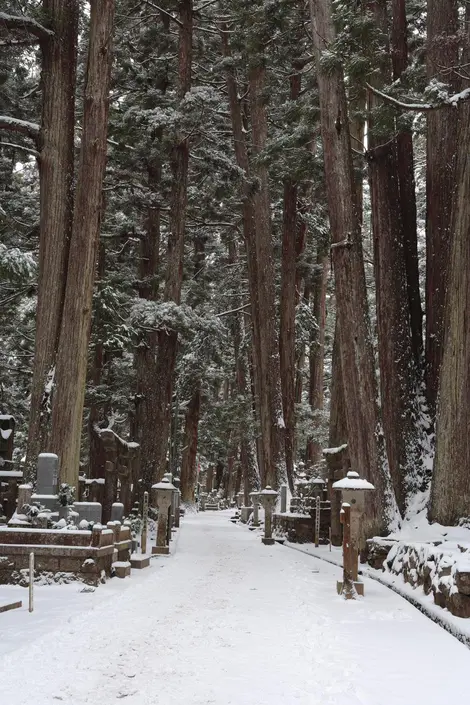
[337,503,358,599]
[315,495,321,547]
[141,491,149,554]
[29,552,34,613]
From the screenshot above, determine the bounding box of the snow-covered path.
[1,511,469,704]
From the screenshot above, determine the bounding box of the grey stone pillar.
[260,487,278,546]
[280,484,287,513]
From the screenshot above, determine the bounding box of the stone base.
[152,545,169,555]
[275,538,285,545]
[336,580,364,597]
[262,537,276,546]
[113,561,131,578]
[130,554,151,569]
[240,507,253,523]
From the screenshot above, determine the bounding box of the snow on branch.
[365,83,470,112]
[0,12,54,42]
[0,115,40,139]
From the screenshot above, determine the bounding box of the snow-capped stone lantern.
[259,486,278,546]
[249,491,260,528]
[151,477,175,555]
[236,491,244,509]
[332,471,375,598]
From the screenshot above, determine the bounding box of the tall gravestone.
[31,453,59,511]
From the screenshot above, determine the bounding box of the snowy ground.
[1,510,469,704]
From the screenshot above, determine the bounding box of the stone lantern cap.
[310,477,326,486]
[332,471,375,491]
[152,478,176,492]
[260,486,278,497]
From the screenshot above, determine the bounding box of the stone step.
[113,561,131,578]
[130,553,151,570]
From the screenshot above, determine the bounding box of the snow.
[0,511,469,704]
[323,444,348,455]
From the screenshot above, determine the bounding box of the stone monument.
[152,478,175,555]
[260,486,278,545]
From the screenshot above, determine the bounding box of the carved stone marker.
[152,478,175,555]
[280,484,287,513]
[141,491,149,554]
[73,501,102,525]
[200,492,207,511]
[260,486,278,545]
[31,453,59,511]
[249,491,260,527]
[111,502,124,522]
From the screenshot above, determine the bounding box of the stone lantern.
[311,477,326,499]
[259,486,278,545]
[151,478,175,555]
[249,491,260,528]
[333,471,375,597]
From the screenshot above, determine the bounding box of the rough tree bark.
[279,69,301,491]
[391,0,422,364]
[429,31,470,525]
[50,0,115,487]
[221,27,266,488]
[143,0,193,489]
[306,252,328,467]
[310,0,395,535]
[367,0,421,514]
[425,0,459,414]
[26,0,79,470]
[180,235,205,504]
[248,61,287,490]
[325,319,350,546]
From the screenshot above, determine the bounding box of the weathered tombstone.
[199,492,207,511]
[249,491,260,528]
[31,453,59,511]
[73,501,102,525]
[280,484,287,513]
[111,502,124,522]
[333,471,375,597]
[260,486,278,546]
[236,491,244,509]
[141,491,149,553]
[315,495,321,547]
[17,483,32,511]
[152,478,175,555]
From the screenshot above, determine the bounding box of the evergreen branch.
[140,0,183,27]
[365,83,470,111]
[216,303,251,317]
[0,141,39,157]
[0,12,54,43]
[0,115,40,139]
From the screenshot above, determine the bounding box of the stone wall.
[273,506,331,544]
[366,537,470,618]
[0,526,126,586]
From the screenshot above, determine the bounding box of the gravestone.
[280,484,287,513]
[31,453,59,511]
[111,502,124,522]
[17,484,32,511]
[73,501,102,524]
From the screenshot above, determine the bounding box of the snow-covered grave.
[1,510,469,705]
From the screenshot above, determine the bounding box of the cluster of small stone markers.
[0,420,184,588]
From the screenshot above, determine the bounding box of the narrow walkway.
[1,511,469,704]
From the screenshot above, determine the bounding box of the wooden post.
[329,526,332,551]
[337,503,356,599]
[315,495,321,547]
[29,552,34,613]
[141,490,148,554]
